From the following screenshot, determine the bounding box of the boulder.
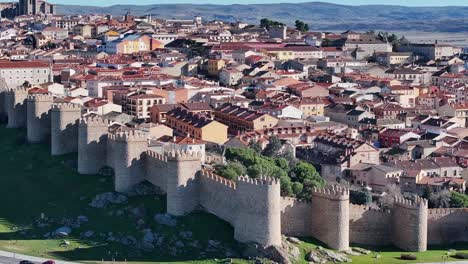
[287,237,301,244]
[54,226,71,236]
[154,213,177,227]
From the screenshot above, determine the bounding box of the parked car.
[42,261,55,264]
[19,261,34,264]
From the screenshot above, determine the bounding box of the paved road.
[0,250,77,264]
[0,255,37,264]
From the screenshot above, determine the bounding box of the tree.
[429,190,451,208]
[295,20,309,32]
[249,140,262,153]
[262,136,282,157]
[290,162,325,191]
[292,182,303,195]
[216,162,246,180]
[379,184,401,209]
[321,38,332,47]
[450,192,468,208]
[260,18,285,29]
[350,188,372,205]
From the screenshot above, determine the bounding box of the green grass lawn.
[0,125,466,264]
[0,125,251,264]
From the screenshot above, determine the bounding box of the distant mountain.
[56,2,468,32]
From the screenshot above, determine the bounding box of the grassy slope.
[0,126,248,263]
[0,125,466,264]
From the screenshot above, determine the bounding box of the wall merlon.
[312,186,349,200]
[27,93,53,102]
[350,203,390,214]
[51,102,82,111]
[146,150,168,162]
[108,130,148,142]
[166,150,203,161]
[80,115,109,126]
[200,169,236,189]
[394,196,428,210]
[237,175,280,186]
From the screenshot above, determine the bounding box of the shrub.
[400,254,417,260]
[455,253,468,259]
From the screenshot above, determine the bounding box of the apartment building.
[0,61,51,88]
[215,103,279,135]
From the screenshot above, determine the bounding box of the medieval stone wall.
[349,204,392,246]
[3,99,468,251]
[145,150,168,192]
[78,116,108,174]
[234,176,282,246]
[165,151,202,216]
[6,88,28,128]
[108,131,148,193]
[199,169,236,224]
[50,103,81,155]
[391,197,428,252]
[427,208,468,245]
[26,94,53,143]
[280,197,313,237]
[310,186,349,250]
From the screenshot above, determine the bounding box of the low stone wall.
[349,204,392,246]
[428,208,468,245]
[280,197,313,237]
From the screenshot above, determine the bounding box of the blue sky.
[14,0,468,6]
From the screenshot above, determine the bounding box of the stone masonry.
[78,115,108,174]
[26,94,53,143]
[6,87,28,128]
[50,103,81,155]
[5,101,468,251]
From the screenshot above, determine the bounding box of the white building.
[0,61,52,88]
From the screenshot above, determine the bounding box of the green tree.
[249,140,262,153]
[274,157,289,171]
[450,192,468,208]
[292,182,303,195]
[429,190,452,208]
[350,188,372,205]
[262,136,282,157]
[321,38,331,47]
[216,162,246,180]
[291,162,324,186]
[295,20,309,32]
[260,18,285,29]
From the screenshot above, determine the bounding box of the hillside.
[56,2,468,32]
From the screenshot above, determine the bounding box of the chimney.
[173,136,176,142]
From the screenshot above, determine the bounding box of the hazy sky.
[15,0,468,7]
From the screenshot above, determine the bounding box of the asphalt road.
[0,255,38,264]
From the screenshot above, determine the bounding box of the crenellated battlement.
[428,208,468,216]
[27,93,53,102]
[312,185,349,201]
[394,196,428,210]
[166,150,203,161]
[200,169,236,189]
[146,150,168,162]
[79,115,109,126]
[108,130,148,142]
[350,203,390,214]
[51,102,82,111]
[236,175,280,186]
[9,87,29,93]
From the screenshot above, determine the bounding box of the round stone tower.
[26,94,54,143]
[6,87,28,128]
[310,186,350,250]
[234,176,282,246]
[50,103,82,155]
[165,150,203,216]
[391,196,428,252]
[108,131,148,193]
[78,115,109,174]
